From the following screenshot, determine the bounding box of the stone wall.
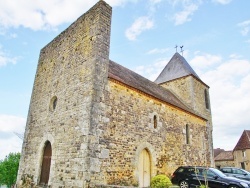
[234,149,250,171]
[159,76,211,119]
[215,160,235,169]
[95,79,209,186]
[17,1,112,187]
[159,76,214,166]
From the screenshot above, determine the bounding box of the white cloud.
[0,115,26,160]
[0,46,17,67]
[107,0,139,6]
[134,57,169,81]
[172,3,198,25]
[238,20,250,36]
[240,28,249,36]
[125,16,154,40]
[10,33,17,38]
[0,136,23,160]
[190,52,222,71]
[0,114,26,133]
[147,48,169,54]
[229,53,242,59]
[149,0,163,4]
[212,0,232,5]
[191,54,250,150]
[0,0,136,31]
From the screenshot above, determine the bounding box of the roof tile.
[214,150,234,161]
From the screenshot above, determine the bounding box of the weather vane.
[180,45,184,56]
[175,45,178,52]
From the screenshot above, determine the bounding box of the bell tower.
[155,52,214,166]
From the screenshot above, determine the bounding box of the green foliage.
[200,185,208,188]
[0,152,21,188]
[150,174,172,188]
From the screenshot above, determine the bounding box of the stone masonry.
[17,1,112,187]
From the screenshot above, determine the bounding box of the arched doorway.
[138,149,151,187]
[40,141,52,185]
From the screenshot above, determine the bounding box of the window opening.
[242,150,246,157]
[49,96,57,111]
[186,124,190,144]
[53,98,57,110]
[204,89,210,109]
[153,115,157,129]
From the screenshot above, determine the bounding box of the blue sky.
[0,0,250,160]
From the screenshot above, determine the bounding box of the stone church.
[17,1,213,187]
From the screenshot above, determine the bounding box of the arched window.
[49,96,57,111]
[204,89,210,109]
[186,124,190,144]
[40,141,52,185]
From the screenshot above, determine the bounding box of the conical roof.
[233,130,250,151]
[155,52,200,84]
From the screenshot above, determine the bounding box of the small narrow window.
[153,115,157,129]
[204,89,210,109]
[242,150,246,157]
[49,96,57,111]
[53,98,57,109]
[186,124,190,144]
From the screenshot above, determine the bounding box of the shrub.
[150,174,172,188]
[200,185,208,188]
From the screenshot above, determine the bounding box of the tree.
[0,152,21,188]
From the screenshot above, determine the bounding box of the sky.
[0,0,250,160]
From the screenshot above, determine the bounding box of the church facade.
[17,1,213,187]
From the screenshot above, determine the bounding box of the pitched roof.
[214,148,225,158]
[154,52,200,84]
[108,60,205,120]
[233,130,250,151]
[214,151,234,161]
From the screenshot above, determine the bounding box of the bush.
[150,174,172,188]
[200,185,208,188]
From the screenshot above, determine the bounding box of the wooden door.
[138,149,151,187]
[40,141,52,185]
